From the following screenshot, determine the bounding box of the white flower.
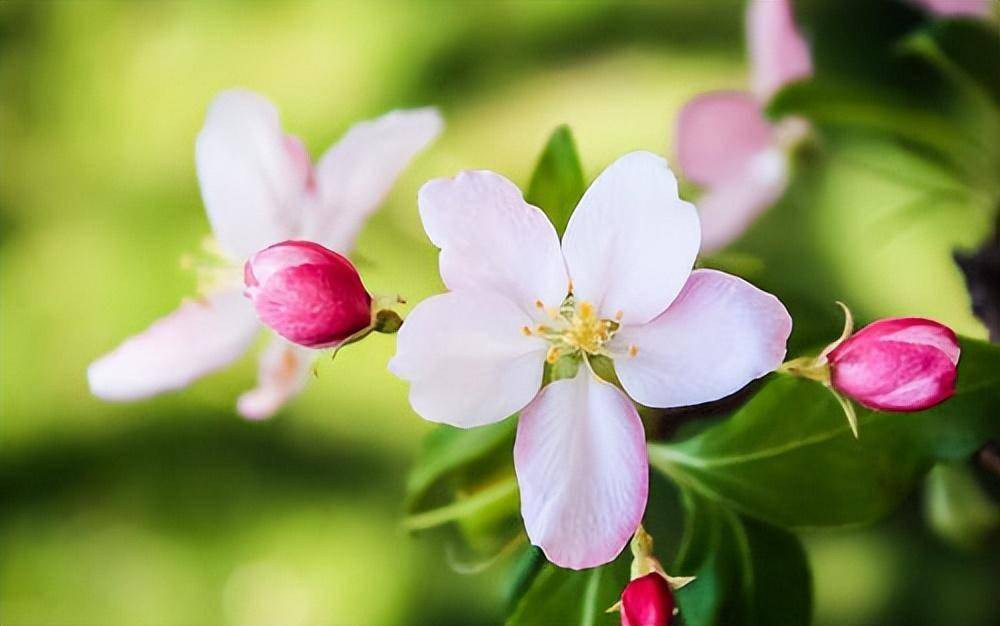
[88,89,442,419]
[390,151,792,569]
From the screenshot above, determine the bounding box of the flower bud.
[244,240,373,348]
[827,317,960,412]
[619,573,675,626]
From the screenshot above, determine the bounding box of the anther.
[628,345,639,357]
[521,326,532,336]
[615,310,624,321]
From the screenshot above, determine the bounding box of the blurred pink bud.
[827,318,960,411]
[244,240,372,348]
[620,573,675,626]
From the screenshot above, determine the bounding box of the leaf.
[649,338,1000,528]
[406,419,516,511]
[672,489,812,626]
[915,19,1000,107]
[506,551,630,626]
[526,124,586,238]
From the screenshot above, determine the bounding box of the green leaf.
[406,419,516,511]
[672,490,811,626]
[506,551,630,626]
[916,19,1000,107]
[526,125,586,237]
[649,338,1000,528]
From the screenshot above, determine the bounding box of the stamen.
[535,299,545,309]
[615,310,624,321]
[628,345,639,357]
[521,325,532,336]
[546,346,561,364]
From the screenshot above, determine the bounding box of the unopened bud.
[828,317,960,412]
[619,573,675,626]
[244,240,373,348]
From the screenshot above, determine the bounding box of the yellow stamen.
[521,326,532,336]
[628,345,639,357]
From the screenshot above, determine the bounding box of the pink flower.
[619,573,675,626]
[390,151,792,568]
[88,89,441,420]
[244,241,373,348]
[912,0,991,17]
[827,317,960,411]
[675,0,811,252]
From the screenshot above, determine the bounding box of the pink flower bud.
[827,317,960,412]
[244,240,373,348]
[620,573,675,626]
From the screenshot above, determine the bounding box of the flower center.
[524,298,622,364]
[181,237,243,295]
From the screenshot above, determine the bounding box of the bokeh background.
[1,1,997,625]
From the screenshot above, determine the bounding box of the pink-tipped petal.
[514,368,648,570]
[88,290,260,401]
[828,317,960,411]
[696,148,789,253]
[418,170,569,317]
[562,152,700,326]
[389,290,548,428]
[307,107,443,253]
[747,0,813,102]
[676,92,775,188]
[237,339,313,421]
[912,0,991,17]
[613,270,791,408]
[195,89,311,258]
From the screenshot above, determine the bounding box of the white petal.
[388,290,548,428]
[514,367,648,570]
[697,148,788,253]
[306,107,443,253]
[562,151,700,326]
[613,269,791,408]
[88,290,260,401]
[237,338,313,421]
[418,170,569,317]
[195,89,310,258]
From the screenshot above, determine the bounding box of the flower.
[88,89,442,420]
[828,317,960,412]
[912,0,991,17]
[675,0,811,252]
[390,151,792,568]
[619,574,675,626]
[244,240,373,348]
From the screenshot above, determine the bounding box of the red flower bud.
[620,573,675,626]
[827,317,960,411]
[244,240,373,348]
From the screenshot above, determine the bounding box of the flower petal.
[562,151,700,325]
[912,0,990,17]
[388,290,548,427]
[418,170,569,316]
[747,0,813,102]
[237,339,313,421]
[88,290,260,401]
[195,89,310,258]
[675,92,775,188]
[306,107,443,253]
[514,367,648,570]
[697,147,788,253]
[613,269,791,408]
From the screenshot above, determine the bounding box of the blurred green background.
[1,1,996,625]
